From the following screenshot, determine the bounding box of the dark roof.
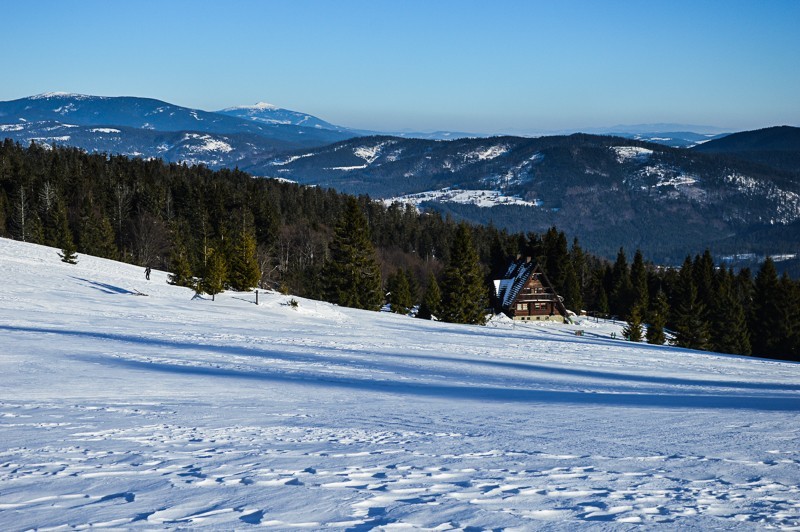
[493,258,568,316]
[494,260,536,309]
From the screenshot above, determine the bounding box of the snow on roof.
[495,260,535,308]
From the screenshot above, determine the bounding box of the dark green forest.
[1,139,798,362]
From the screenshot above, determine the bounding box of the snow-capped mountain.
[0,93,364,168]
[217,101,348,131]
[0,93,357,149]
[1,93,797,262]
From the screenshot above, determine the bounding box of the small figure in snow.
[145,266,151,281]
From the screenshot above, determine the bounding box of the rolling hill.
[1,236,799,529]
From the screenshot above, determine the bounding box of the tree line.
[0,139,797,361]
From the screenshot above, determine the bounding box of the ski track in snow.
[1,237,799,530]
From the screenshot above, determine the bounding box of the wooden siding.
[508,273,563,319]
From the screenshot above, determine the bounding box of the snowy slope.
[1,238,799,529]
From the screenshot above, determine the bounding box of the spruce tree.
[562,261,582,313]
[417,272,441,320]
[630,249,649,311]
[597,284,610,317]
[322,197,382,310]
[405,268,420,307]
[708,269,751,355]
[168,241,194,288]
[201,249,227,301]
[646,289,669,345]
[750,258,781,357]
[439,223,488,325]
[693,250,716,318]
[79,199,117,259]
[542,227,569,294]
[671,282,710,350]
[610,248,633,318]
[569,238,586,312]
[622,305,644,342]
[775,273,800,360]
[55,205,78,264]
[386,270,412,314]
[228,230,260,291]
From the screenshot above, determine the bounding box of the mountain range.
[1,93,798,265]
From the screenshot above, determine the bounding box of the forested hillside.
[257,132,800,262]
[1,140,798,361]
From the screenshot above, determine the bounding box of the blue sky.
[2,0,798,133]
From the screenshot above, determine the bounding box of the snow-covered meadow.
[1,237,799,530]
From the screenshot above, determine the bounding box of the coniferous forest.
[1,139,798,362]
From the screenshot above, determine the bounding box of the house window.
[516,303,526,311]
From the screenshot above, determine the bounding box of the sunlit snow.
[1,238,799,529]
[386,188,542,208]
[611,146,653,163]
[182,133,233,153]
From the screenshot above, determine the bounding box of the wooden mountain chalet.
[493,256,569,322]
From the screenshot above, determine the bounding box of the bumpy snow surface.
[1,238,799,530]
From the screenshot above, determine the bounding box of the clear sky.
[2,0,798,134]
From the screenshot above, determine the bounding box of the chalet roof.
[494,259,536,308]
[493,258,569,317]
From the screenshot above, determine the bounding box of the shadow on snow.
[2,324,799,412]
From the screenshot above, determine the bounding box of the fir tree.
[228,230,260,291]
[609,247,633,318]
[168,240,194,288]
[562,261,582,313]
[542,227,569,293]
[596,284,610,317]
[79,199,117,259]
[671,281,710,350]
[55,205,77,264]
[417,273,441,320]
[386,269,412,314]
[10,185,30,242]
[750,258,782,357]
[630,249,649,311]
[708,269,751,355]
[201,248,227,301]
[569,238,586,312]
[775,273,800,360]
[322,197,382,311]
[405,268,420,307]
[439,223,488,325]
[646,289,669,345]
[622,305,644,342]
[693,250,716,318]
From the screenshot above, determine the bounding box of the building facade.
[494,257,568,322]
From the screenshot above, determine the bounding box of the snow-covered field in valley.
[1,237,799,530]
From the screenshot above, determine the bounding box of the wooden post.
[256,290,259,305]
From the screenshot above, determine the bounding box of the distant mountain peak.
[222,101,279,112]
[30,92,99,100]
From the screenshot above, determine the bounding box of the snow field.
[0,237,799,530]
